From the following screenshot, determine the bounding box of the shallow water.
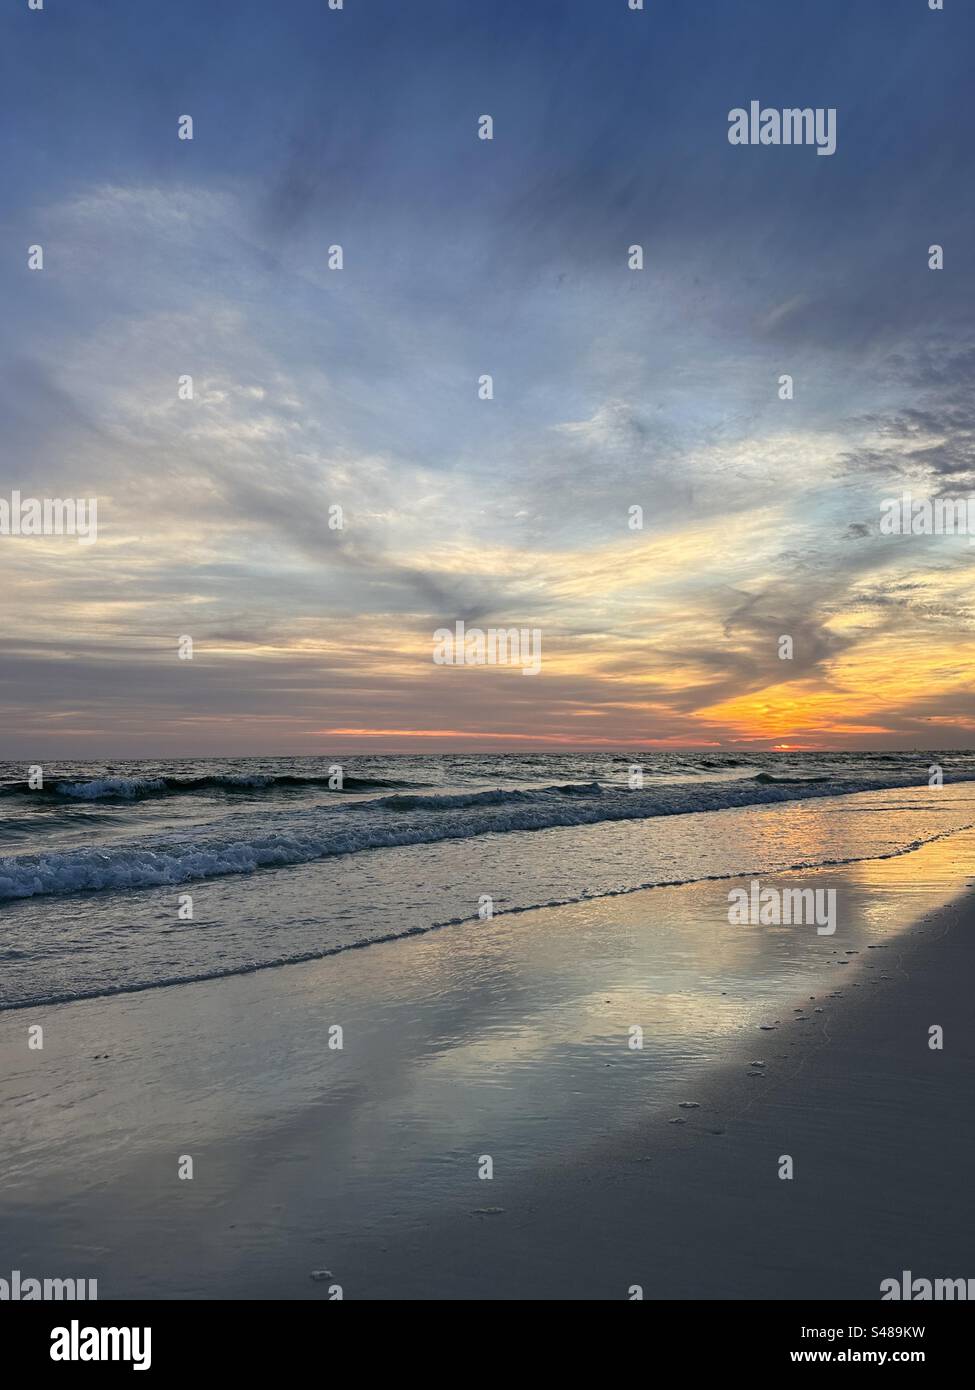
[1,755,974,1008]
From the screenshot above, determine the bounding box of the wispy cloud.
[2,1,974,753]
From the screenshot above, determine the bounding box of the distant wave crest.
[749,772,832,784]
[0,772,420,802]
[373,781,603,811]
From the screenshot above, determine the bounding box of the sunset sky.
[1,0,974,756]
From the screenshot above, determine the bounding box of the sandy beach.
[5,0,975,1340]
[2,824,972,1300]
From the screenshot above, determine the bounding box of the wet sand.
[1,828,973,1299]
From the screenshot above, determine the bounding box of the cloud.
[4,3,975,753]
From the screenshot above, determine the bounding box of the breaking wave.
[0,773,952,902]
[0,772,421,802]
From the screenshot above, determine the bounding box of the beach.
[4,0,974,1333]
[2,787,973,1300]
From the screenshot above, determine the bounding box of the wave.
[749,772,832,784]
[2,820,970,1012]
[1,773,964,902]
[0,772,421,802]
[372,781,602,811]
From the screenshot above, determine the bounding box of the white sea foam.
[54,776,169,800]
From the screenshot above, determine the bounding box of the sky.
[1,0,974,756]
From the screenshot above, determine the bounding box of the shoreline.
[4,804,973,1015]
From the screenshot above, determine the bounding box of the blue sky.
[1,0,974,754]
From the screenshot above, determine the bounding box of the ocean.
[2,751,974,1011]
